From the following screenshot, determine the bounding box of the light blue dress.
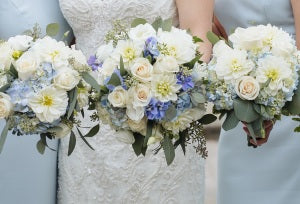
[215,0,300,203]
[0,1,71,204]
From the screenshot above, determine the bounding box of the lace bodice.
[58,1,205,203]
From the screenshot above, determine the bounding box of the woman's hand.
[242,121,274,146]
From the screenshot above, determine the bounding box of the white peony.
[15,51,39,80]
[96,41,114,62]
[126,104,145,121]
[215,49,254,82]
[151,74,181,102]
[235,76,260,100]
[113,40,143,66]
[53,68,81,91]
[129,83,152,107]
[157,27,197,64]
[127,117,147,135]
[129,23,156,42]
[0,42,13,71]
[130,58,153,82]
[153,55,179,74]
[29,87,68,123]
[256,55,292,94]
[7,35,33,51]
[50,122,72,139]
[108,86,127,108]
[115,130,135,144]
[0,93,13,119]
[271,31,295,58]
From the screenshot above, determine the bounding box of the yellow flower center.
[265,68,279,81]
[157,81,171,96]
[230,59,243,72]
[12,50,23,60]
[50,50,59,61]
[123,47,135,61]
[167,46,177,57]
[40,95,54,106]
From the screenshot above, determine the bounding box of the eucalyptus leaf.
[46,23,60,37]
[152,17,163,31]
[68,131,76,156]
[251,119,265,138]
[233,99,260,123]
[131,18,147,28]
[162,18,173,31]
[198,114,217,125]
[164,105,177,121]
[36,140,46,155]
[176,130,187,155]
[119,56,127,76]
[82,72,101,93]
[0,120,10,153]
[163,136,175,166]
[206,31,220,45]
[143,120,154,147]
[294,126,300,132]
[132,132,145,156]
[222,111,239,131]
[253,104,261,114]
[191,92,206,105]
[40,134,56,151]
[67,88,78,119]
[184,56,200,69]
[0,84,10,92]
[245,123,257,145]
[77,127,95,150]
[9,64,18,78]
[84,124,100,137]
[107,73,121,87]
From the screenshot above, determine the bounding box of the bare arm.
[291,0,300,49]
[176,0,214,62]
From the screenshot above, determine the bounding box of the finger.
[243,126,250,135]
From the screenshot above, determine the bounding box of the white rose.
[101,57,118,77]
[50,123,72,139]
[54,68,81,91]
[129,84,152,107]
[127,117,147,135]
[153,55,179,74]
[8,35,33,51]
[131,58,153,82]
[115,130,135,144]
[0,42,13,71]
[126,104,144,121]
[96,41,114,62]
[15,51,39,80]
[0,93,13,118]
[235,76,260,100]
[129,23,156,42]
[108,86,127,107]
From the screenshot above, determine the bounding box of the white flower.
[129,83,152,107]
[153,55,179,74]
[0,93,13,119]
[50,122,72,139]
[70,45,88,66]
[163,109,194,135]
[151,74,181,102]
[130,58,153,82]
[158,27,197,64]
[0,75,7,88]
[129,23,156,42]
[235,76,260,100]
[29,87,68,123]
[113,40,143,66]
[126,104,145,121]
[15,51,39,80]
[101,57,118,77]
[213,40,233,57]
[271,31,295,58]
[215,49,254,81]
[192,62,208,82]
[53,68,80,91]
[7,35,33,51]
[147,130,163,145]
[256,55,292,95]
[96,41,114,62]
[96,103,112,126]
[0,42,13,71]
[115,130,135,144]
[77,82,91,109]
[108,86,127,108]
[127,117,147,135]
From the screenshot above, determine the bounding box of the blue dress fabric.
[0,1,71,203]
[215,0,300,203]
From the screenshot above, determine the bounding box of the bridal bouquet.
[0,24,97,154]
[204,24,299,145]
[87,18,216,164]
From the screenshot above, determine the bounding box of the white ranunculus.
[15,51,39,80]
[50,123,72,139]
[157,27,197,64]
[130,58,153,82]
[0,93,13,119]
[129,23,156,42]
[115,130,135,144]
[129,84,152,107]
[0,42,13,71]
[235,76,260,100]
[108,86,127,108]
[127,117,147,135]
[54,68,80,91]
[126,104,144,121]
[96,41,114,62]
[153,55,179,74]
[7,35,33,51]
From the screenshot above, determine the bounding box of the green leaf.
[77,127,95,150]
[245,123,257,145]
[198,114,217,125]
[253,104,261,114]
[294,126,300,132]
[107,73,121,87]
[176,130,187,155]
[287,93,300,115]
[0,84,10,92]
[131,18,147,28]
[233,99,260,123]
[163,135,175,165]
[36,140,46,155]
[119,56,127,76]
[251,119,265,138]
[162,18,173,31]
[67,87,78,119]
[152,17,163,31]
[67,131,76,156]
[191,92,206,105]
[164,105,177,121]
[206,31,220,45]
[184,56,200,69]
[82,72,101,93]
[9,64,18,78]
[0,120,10,153]
[84,124,100,137]
[46,23,60,37]
[132,132,146,156]
[40,134,56,151]
[143,120,154,147]
[222,111,239,131]
[193,36,203,43]
[292,117,300,122]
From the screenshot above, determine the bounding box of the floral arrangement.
[87,18,216,164]
[0,24,98,154]
[203,24,300,146]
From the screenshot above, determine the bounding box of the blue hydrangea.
[88,55,102,71]
[104,69,127,91]
[176,72,194,91]
[176,93,192,112]
[145,98,170,120]
[144,37,160,58]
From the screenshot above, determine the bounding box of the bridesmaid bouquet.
[87,18,216,164]
[0,24,98,154]
[204,24,299,145]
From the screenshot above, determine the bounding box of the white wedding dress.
[58,1,205,203]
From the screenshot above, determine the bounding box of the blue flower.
[144,37,160,58]
[176,93,192,112]
[145,98,170,120]
[88,55,102,71]
[104,69,127,91]
[176,72,194,91]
